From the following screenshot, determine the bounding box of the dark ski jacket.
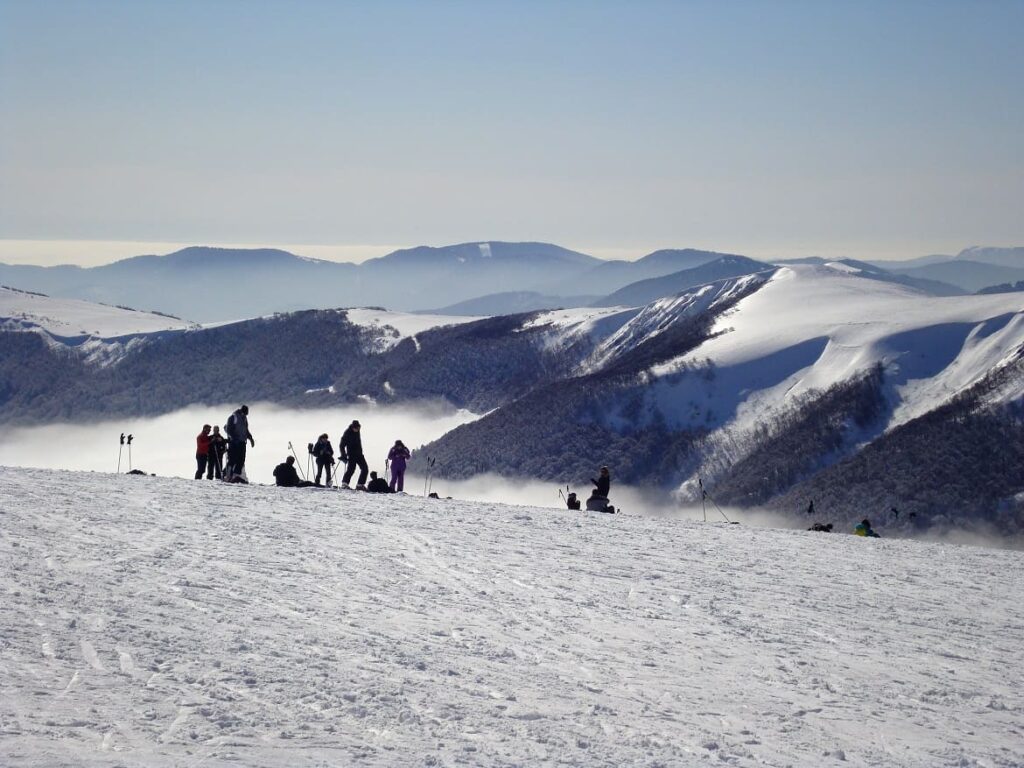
[367,477,391,493]
[273,462,301,487]
[208,433,227,457]
[313,437,334,463]
[340,427,363,461]
[591,474,610,498]
[226,409,253,444]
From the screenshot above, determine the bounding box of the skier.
[312,433,335,486]
[339,420,368,490]
[207,425,227,480]
[273,456,314,488]
[854,518,881,538]
[224,405,255,481]
[386,439,411,492]
[366,471,391,493]
[586,466,615,512]
[195,424,212,480]
[806,500,815,516]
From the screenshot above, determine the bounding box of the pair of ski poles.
[117,433,134,473]
[423,457,436,496]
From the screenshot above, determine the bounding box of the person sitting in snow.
[586,466,615,512]
[366,471,391,493]
[854,518,880,538]
[273,456,314,488]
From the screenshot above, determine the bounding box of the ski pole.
[117,433,125,473]
[127,434,133,472]
[698,477,707,522]
[288,442,306,480]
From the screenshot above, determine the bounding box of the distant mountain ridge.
[0,243,750,321]
[1,241,1020,322]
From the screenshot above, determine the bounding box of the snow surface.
[2,465,1022,767]
[0,286,194,339]
[344,308,478,351]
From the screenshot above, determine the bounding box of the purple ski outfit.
[387,443,411,492]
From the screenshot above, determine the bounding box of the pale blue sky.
[1,0,1022,264]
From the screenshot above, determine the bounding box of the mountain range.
[2,261,1022,537]
[5,242,1019,322]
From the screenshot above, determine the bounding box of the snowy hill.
[419,265,1024,530]
[591,255,773,307]
[0,285,196,365]
[1,466,1021,767]
[0,285,193,339]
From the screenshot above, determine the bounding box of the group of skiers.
[194,404,254,481]
[289,419,412,492]
[192,407,413,491]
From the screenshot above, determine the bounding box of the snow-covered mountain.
[418,265,1024,531]
[2,264,1022,533]
[0,284,196,365]
[591,255,774,307]
[2,465,1021,767]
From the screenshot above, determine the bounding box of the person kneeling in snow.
[273,456,315,488]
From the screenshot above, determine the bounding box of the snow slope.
[641,265,1024,440]
[344,308,478,351]
[0,285,194,339]
[1,466,1022,767]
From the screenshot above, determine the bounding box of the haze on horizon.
[2,0,1022,268]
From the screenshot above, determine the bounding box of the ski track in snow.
[0,466,1022,767]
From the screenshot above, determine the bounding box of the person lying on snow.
[854,518,880,538]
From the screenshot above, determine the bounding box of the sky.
[1,0,1022,266]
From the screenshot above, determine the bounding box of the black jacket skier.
[312,433,334,486]
[224,405,255,479]
[339,420,368,489]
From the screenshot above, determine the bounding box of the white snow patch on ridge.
[345,307,476,351]
[1,465,1021,766]
[0,284,195,339]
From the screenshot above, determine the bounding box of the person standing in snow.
[224,405,255,480]
[339,420,368,490]
[386,439,411,492]
[312,433,334,486]
[195,424,212,479]
[207,425,227,480]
